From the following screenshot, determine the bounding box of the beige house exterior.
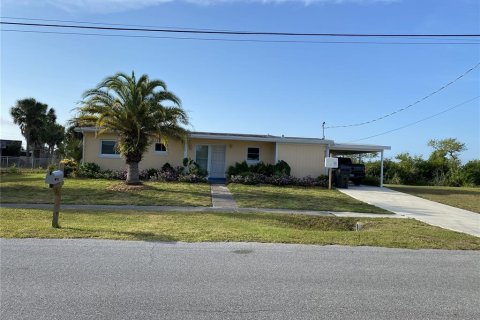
[78,128,390,183]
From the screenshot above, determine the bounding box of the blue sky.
[1,0,479,162]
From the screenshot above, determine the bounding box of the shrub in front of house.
[265,174,296,186]
[60,159,79,177]
[150,170,179,182]
[362,176,380,187]
[227,160,291,177]
[229,173,328,187]
[74,160,206,183]
[76,162,102,178]
[227,160,326,187]
[178,174,207,183]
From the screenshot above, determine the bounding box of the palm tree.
[78,72,188,184]
[10,98,49,158]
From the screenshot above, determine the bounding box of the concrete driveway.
[338,186,480,237]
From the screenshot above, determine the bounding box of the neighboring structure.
[76,128,391,186]
[0,139,22,157]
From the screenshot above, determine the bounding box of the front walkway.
[338,186,480,237]
[210,184,238,209]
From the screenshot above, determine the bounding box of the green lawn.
[0,173,211,206]
[387,185,480,213]
[1,208,479,249]
[228,183,390,214]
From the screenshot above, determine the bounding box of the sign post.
[324,157,338,190]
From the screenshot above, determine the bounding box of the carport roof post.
[328,143,391,187]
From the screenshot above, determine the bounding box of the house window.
[100,140,119,156]
[247,147,260,162]
[195,145,209,172]
[155,143,167,153]
[100,140,120,158]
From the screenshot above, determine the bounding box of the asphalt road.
[1,239,479,320]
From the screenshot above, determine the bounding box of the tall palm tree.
[78,72,188,184]
[10,98,49,157]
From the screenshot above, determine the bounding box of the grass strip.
[228,183,390,214]
[1,208,479,250]
[0,173,212,206]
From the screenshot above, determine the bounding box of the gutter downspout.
[81,131,86,165]
[274,142,278,163]
[183,137,188,159]
[380,150,384,188]
[325,144,331,175]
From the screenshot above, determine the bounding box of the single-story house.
[76,128,391,186]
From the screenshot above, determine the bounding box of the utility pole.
[322,122,326,140]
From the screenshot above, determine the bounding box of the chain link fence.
[1,156,61,169]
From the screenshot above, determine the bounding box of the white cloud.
[3,0,399,13]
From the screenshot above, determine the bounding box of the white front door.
[209,145,226,178]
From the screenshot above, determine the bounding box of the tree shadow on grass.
[0,175,46,183]
[63,226,179,242]
[205,212,357,232]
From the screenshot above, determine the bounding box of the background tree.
[59,121,84,162]
[41,109,65,157]
[364,138,475,187]
[10,98,48,157]
[428,138,466,162]
[77,71,189,184]
[10,98,65,158]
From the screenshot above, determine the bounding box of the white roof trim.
[330,143,391,152]
[75,128,334,145]
[76,127,390,150]
[189,133,333,144]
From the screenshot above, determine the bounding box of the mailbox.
[45,170,64,188]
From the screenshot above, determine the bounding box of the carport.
[326,143,391,187]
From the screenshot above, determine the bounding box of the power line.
[0,16,236,32]
[1,21,480,38]
[2,16,479,42]
[326,62,480,129]
[3,29,480,46]
[347,96,480,143]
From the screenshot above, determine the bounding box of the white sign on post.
[325,157,338,169]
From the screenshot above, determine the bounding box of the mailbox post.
[45,169,64,228]
[324,157,338,190]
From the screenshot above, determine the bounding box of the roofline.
[329,143,391,152]
[189,132,333,144]
[75,127,334,145]
[76,127,390,150]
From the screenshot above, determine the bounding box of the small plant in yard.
[60,159,78,177]
[183,157,208,177]
[76,162,101,178]
[178,174,207,183]
[7,163,20,174]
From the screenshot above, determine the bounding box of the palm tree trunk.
[126,161,141,185]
